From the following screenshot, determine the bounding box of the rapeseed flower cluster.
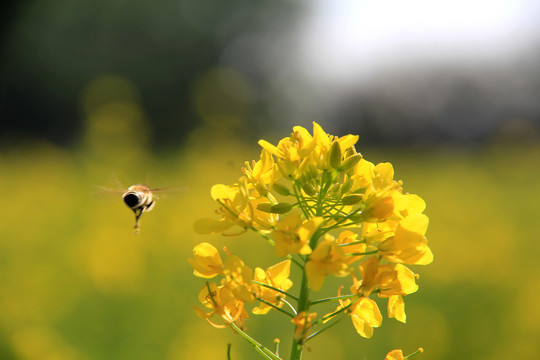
[191,123,432,360]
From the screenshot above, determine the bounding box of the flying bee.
[97,179,185,233]
[122,184,158,234]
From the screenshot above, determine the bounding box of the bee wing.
[149,186,189,198]
[93,185,125,196]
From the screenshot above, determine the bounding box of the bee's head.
[123,192,142,209]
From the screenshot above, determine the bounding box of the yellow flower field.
[1,126,539,359]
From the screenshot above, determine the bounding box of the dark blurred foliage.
[0,0,301,148]
[2,0,540,151]
[326,62,540,146]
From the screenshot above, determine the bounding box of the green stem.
[305,313,346,343]
[292,182,313,219]
[252,281,299,301]
[255,297,296,318]
[230,323,283,360]
[309,294,356,306]
[289,270,310,360]
[347,250,379,256]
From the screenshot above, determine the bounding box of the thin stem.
[281,298,298,315]
[227,343,232,360]
[305,313,347,343]
[338,240,367,247]
[289,269,310,360]
[255,297,296,318]
[318,302,353,324]
[347,250,379,256]
[230,322,283,360]
[309,293,357,306]
[291,182,313,219]
[252,281,299,301]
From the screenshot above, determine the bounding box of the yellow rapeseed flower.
[272,213,323,257]
[253,260,293,314]
[305,234,350,291]
[195,282,249,329]
[350,297,382,338]
[188,242,224,278]
[378,214,433,265]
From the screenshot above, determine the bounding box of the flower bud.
[341,194,363,205]
[339,154,362,172]
[271,203,294,214]
[302,183,317,196]
[330,141,342,169]
[256,203,274,213]
[273,183,291,196]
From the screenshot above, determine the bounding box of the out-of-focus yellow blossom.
[195,283,249,329]
[305,234,350,291]
[188,242,224,278]
[253,260,293,314]
[350,297,382,338]
[378,214,433,265]
[222,254,255,303]
[291,311,317,343]
[272,213,323,257]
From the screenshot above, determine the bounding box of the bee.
[122,184,158,234]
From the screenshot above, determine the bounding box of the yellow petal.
[399,213,429,236]
[351,298,382,338]
[193,218,234,234]
[258,139,281,157]
[385,349,404,360]
[210,184,238,201]
[305,260,327,291]
[337,134,359,151]
[189,242,223,278]
[374,162,394,186]
[394,264,419,294]
[266,260,292,287]
[387,295,406,323]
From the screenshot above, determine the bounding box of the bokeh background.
[2,1,540,359]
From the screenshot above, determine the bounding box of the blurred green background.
[2,0,540,359]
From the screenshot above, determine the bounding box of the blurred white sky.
[297,0,540,84]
